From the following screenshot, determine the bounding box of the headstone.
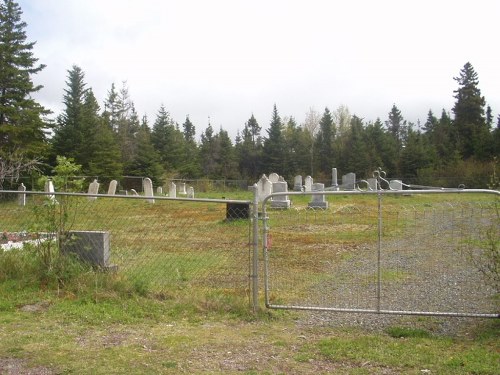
[367,178,378,191]
[130,189,139,196]
[44,179,56,202]
[389,179,403,191]
[304,176,313,192]
[342,172,356,190]
[87,179,100,200]
[169,182,177,198]
[308,183,328,209]
[270,181,291,209]
[268,173,279,184]
[61,230,111,268]
[156,186,163,195]
[107,180,118,195]
[18,183,26,206]
[143,177,155,203]
[293,175,303,191]
[187,186,195,198]
[178,182,187,195]
[256,174,272,202]
[331,168,339,190]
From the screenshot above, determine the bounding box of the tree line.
[1,0,499,189]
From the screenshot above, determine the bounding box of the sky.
[18,0,500,140]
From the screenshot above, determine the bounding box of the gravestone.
[367,178,378,191]
[61,230,111,268]
[44,179,56,202]
[308,183,328,209]
[256,174,272,202]
[270,181,291,209]
[178,182,187,194]
[130,189,139,196]
[187,186,195,198]
[389,179,403,191]
[331,168,339,190]
[268,173,279,184]
[107,180,118,195]
[304,176,313,192]
[293,175,303,191]
[342,172,356,190]
[87,179,100,200]
[143,177,155,203]
[156,186,163,195]
[169,182,177,198]
[18,183,26,206]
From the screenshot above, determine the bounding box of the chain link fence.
[263,190,500,317]
[1,191,254,308]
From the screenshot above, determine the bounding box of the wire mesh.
[1,191,252,306]
[263,192,499,317]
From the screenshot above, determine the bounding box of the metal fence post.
[251,183,259,312]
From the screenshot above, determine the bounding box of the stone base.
[308,202,329,209]
[270,200,291,209]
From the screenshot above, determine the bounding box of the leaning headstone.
[270,181,291,209]
[178,182,187,195]
[331,168,339,190]
[367,178,378,191]
[308,183,328,209]
[156,186,163,195]
[342,172,356,190]
[130,189,139,196]
[107,180,118,195]
[187,186,195,198]
[44,179,56,202]
[143,177,155,203]
[87,179,100,200]
[257,174,272,202]
[268,173,279,184]
[18,183,26,206]
[389,179,403,191]
[293,175,303,191]
[169,182,177,198]
[304,176,313,192]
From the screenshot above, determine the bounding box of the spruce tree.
[452,62,491,159]
[262,105,285,174]
[0,0,50,157]
[315,107,335,177]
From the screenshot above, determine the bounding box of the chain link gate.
[262,188,500,318]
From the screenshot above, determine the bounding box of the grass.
[0,191,498,373]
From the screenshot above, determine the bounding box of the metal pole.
[251,184,259,312]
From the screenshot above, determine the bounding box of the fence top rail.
[0,190,251,205]
[262,188,499,210]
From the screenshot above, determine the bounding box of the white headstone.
[143,178,155,203]
[270,181,291,209]
[257,174,272,202]
[187,186,195,198]
[389,179,403,191]
[156,186,163,195]
[44,179,56,202]
[178,182,187,194]
[169,182,177,198]
[342,173,356,190]
[304,176,313,192]
[130,189,139,196]
[308,183,328,209]
[88,179,100,200]
[18,183,26,206]
[268,173,279,183]
[107,180,118,195]
[293,175,303,191]
[331,168,338,189]
[367,178,378,191]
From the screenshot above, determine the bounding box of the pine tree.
[315,107,335,177]
[386,104,407,150]
[179,115,200,177]
[262,105,285,174]
[452,62,491,159]
[237,114,262,180]
[0,0,50,157]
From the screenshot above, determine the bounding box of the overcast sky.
[18,0,500,140]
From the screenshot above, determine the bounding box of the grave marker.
[87,179,100,200]
[308,183,328,209]
[270,181,291,209]
[18,183,26,206]
[107,180,118,195]
[143,177,155,203]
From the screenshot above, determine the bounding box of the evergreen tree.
[262,105,285,174]
[386,104,407,150]
[452,62,491,159]
[400,126,433,178]
[179,115,200,177]
[315,107,335,177]
[364,118,398,174]
[0,0,50,157]
[341,115,369,176]
[214,127,239,179]
[237,114,263,180]
[52,65,87,161]
[199,122,217,177]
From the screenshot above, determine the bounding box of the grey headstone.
[367,178,378,191]
[143,177,154,203]
[342,173,356,190]
[304,176,313,192]
[293,175,303,191]
[156,186,163,195]
[268,173,279,184]
[169,182,177,198]
[178,182,187,195]
[308,183,328,209]
[187,186,195,198]
[61,230,111,268]
[107,180,118,195]
[130,189,139,196]
[331,168,338,189]
[88,179,100,200]
[389,179,403,191]
[270,181,291,209]
[257,174,272,202]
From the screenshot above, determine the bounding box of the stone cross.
[143,177,155,203]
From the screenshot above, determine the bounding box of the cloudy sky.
[18,0,500,140]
